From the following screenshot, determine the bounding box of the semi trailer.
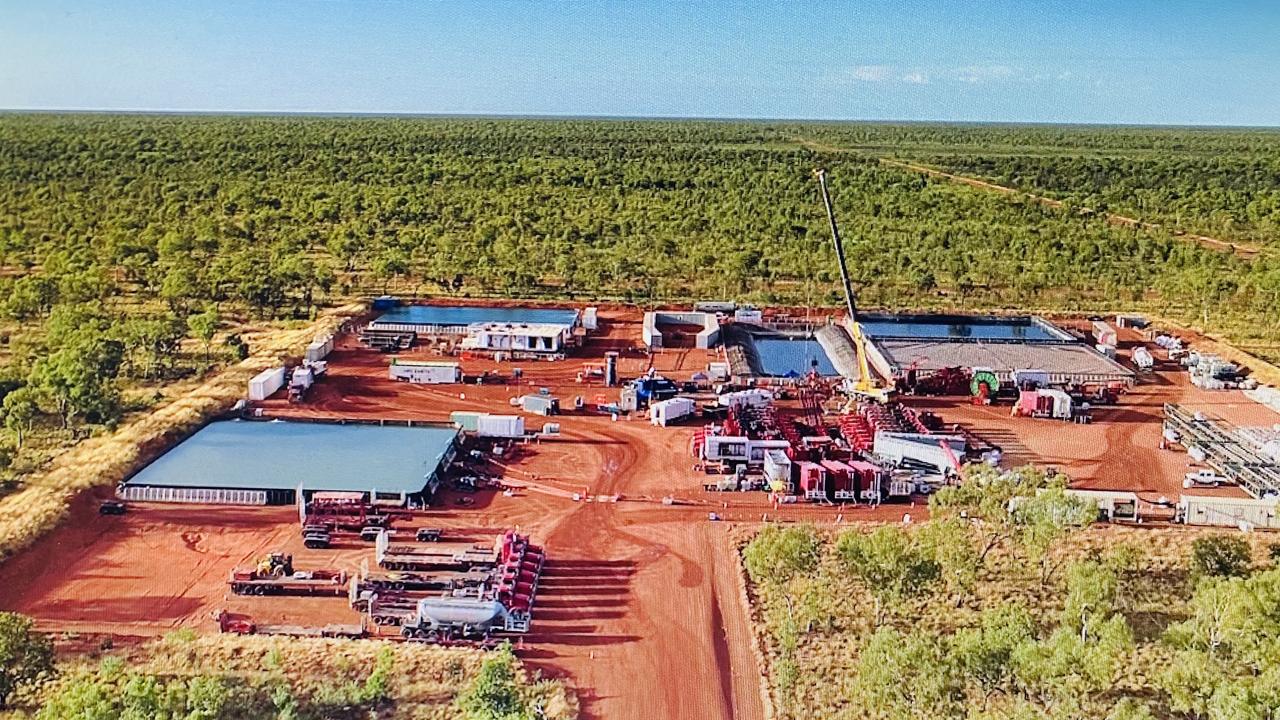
[228,553,348,596]
[375,530,500,571]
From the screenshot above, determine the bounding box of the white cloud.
[901,71,929,85]
[952,65,1016,84]
[849,65,893,82]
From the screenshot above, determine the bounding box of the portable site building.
[650,397,697,426]
[1063,489,1139,522]
[520,395,560,416]
[462,323,571,354]
[450,411,485,432]
[702,436,792,464]
[477,414,525,439]
[1179,495,1280,530]
[763,449,792,491]
[248,367,287,401]
[389,359,462,385]
[582,307,599,331]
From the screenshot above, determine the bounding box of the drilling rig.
[814,168,892,404]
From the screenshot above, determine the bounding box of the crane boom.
[814,169,860,323]
[813,168,891,403]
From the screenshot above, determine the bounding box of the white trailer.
[1179,494,1280,530]
[873,432,966,473]
[650,397,696,426]
[389,359,461,385]
[248,367,287,401]
[718,388,773,408]
[477,414,525,439]
[305,335,335,363]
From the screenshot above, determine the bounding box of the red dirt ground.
[2,307,1277,719]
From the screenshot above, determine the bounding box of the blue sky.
[2,1,1279,125]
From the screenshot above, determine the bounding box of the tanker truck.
[399,596,531,643]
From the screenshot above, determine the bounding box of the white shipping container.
[389,360,460,385]
[734,308,763,324]
[305,337,333,363]
[1180,495,1280,530]
[650,397,696,426]
[248,367,287,401]
[477,414,525,438]
[582,307,599,331]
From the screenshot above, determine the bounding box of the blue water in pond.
[859,319,1061,341]
[375,305,579,327]
[125,420,458,493]
[755,338,838,377]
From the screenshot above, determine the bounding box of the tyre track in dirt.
[530,421,765,720]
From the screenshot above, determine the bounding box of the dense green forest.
[0,115,1278,472]
[799,123,1280,247]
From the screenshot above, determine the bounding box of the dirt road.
[789,135,1263,260]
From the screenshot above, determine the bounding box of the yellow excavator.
[814,168,893,404]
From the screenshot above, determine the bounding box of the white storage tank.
[477,414,525,438]
[248,367,287,401]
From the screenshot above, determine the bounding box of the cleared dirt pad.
[5,307,1278,720]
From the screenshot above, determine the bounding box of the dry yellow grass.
[5,632,576,720]
[0,303,363,560]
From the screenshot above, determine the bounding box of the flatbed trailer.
[375,530,498,572]
[229,568,349,596]
[217,610,366,639]
[357,568,493,593]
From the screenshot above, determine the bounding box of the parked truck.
[399,597,532,642]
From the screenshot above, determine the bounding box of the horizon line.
[1,107,1278,131]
